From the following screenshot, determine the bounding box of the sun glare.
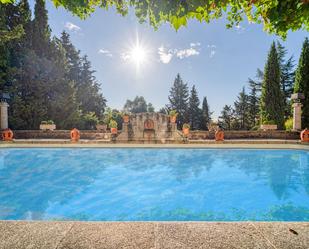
[130,44,146,68]
[122,32,151,74]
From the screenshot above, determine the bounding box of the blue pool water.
[0,148,309,221]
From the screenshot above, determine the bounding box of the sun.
[121,32,152,74]
[129,43,147,69]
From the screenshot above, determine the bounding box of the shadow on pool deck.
[0,221,309,249]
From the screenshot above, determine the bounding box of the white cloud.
[207,44,216,49]
[158,46,173,64]
[98,49,113,57]
[120,52,131,62]
[176,47,199,59]
[65,22,81,32]
[210,50,216,58]
[207,44,217,58]
[158,43,201,63]
[190,42,201,47]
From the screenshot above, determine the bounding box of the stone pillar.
[292,102,302,131]
[0,102,9,130]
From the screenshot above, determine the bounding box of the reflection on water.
[0,148,308,221]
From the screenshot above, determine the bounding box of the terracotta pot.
[123,115,130,123]
[215,130,224,141]
[301,129,309,142]
[170,116,177,123]
[2,128,13,141]
[111,128,118,135]
[70,128,80,142]
[182,127,190,136]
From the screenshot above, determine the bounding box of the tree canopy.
[2,0,309,37]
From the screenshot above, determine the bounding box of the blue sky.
[30,1,308,119]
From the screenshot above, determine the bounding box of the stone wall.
[11,130,300,141]
[13,130,110,140]
[189,130,300,140]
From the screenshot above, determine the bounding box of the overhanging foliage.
[1,0,309,38]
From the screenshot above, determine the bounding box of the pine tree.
[277,41,295,118]
[60,31,81,84]
[260,42,285,129]
[234,87,250,130]
[248,80,260,128]
[201,96,211,130]
[78,56,106,117]
[188,85,202,130]
[32,0,50,57]
[219,105,234,130]
[294,37,309,128]
[47,38,81,129]
[167,74,189,129]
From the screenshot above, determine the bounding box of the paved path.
[1,221,309,249]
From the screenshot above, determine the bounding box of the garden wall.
[189,130,300,140]
[13,130,110,140]
[12,130,300,140]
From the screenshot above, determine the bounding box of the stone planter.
[40,124,56,131]
[96,124,107,132]
[260,124,277,131]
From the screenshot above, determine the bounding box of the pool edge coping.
[1,221,308,248]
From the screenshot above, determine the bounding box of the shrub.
[169,110,178,117]
[82,112,99,130]
[251,125,260,131]
[262,120,276,125]
[109,119,118,128]
[98,119,105,125]
[183,123,190,129]
[285,118,293,131]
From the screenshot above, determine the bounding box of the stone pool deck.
[0,139,308,150]
[1,141,309,248]
[1,221,309,249]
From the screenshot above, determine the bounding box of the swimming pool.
[0,148,308,221]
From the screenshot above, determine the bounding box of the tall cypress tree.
[32,0,50,57]
[201,96,211,130]
[167,74,189,129]
[294,37,309,128]
[260,42,285,129]
[188,85,201,130]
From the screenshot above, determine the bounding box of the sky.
[29,1,308,119]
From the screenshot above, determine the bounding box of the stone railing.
[189,130,300,140]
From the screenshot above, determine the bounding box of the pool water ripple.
[0,148,309,221]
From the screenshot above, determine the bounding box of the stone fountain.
[116,112,182,143]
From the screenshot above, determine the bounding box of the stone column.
[0,102,9,130]
[292,102,302,131]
